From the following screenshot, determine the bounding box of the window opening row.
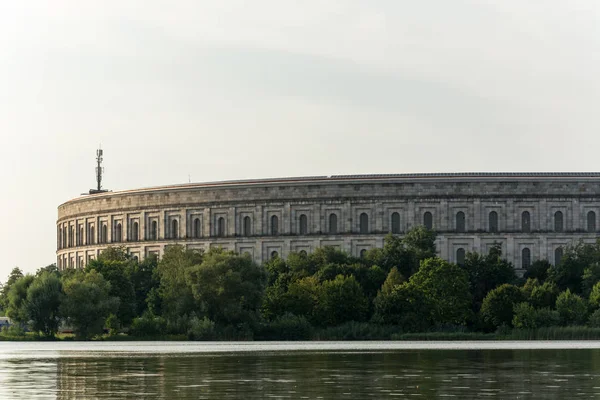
[59,210,599,248]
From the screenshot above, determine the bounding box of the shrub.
[130,314,166,337]
[105,314,119,336]
[315,321,401,340]
[529,281,559,309]
[187,316,216,340]
[588,309,600,328]
[512,303,559,329]
[480,284,524,329]
[1,324,25,337]
[409,257,472,326]
[373,283,433,332]
[316,275,368,326]
[512,302,537,329]
[589,282,600,309]
[556,289,588,326]
[256,313,312,340]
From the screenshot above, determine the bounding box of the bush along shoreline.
[3,227,600,341]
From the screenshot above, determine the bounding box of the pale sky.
[0,1,598,279]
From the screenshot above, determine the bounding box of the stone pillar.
[571,199,579,231]
[140,213,146,241]
[123,215,129,242]
[283,202,291,234]
[407,201,415,230]
[204,208,211,237]
[506,199,514,231]
[473,199,481,232]
[180,209,187,239]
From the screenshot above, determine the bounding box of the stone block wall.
[56,173,600,271]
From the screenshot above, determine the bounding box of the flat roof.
[59,172,600,207]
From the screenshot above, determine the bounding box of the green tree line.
[2,226,600,340]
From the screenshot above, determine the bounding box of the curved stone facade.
[56,173,600,271]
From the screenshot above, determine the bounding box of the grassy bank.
[5,325,600,341]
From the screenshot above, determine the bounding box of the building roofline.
[58,172,600,207]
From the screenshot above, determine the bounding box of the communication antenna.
[96,147,104,191]
[88,146,109,195]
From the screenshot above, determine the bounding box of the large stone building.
[56,173,600,272]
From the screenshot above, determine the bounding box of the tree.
[480,284,524,330]
[373,283,433,332]
[128,254,159,316]
[316,275,368,326]
[60,270,119,339]
[35,264,59,277]
[25,272,63,337]
[402,228,437,277]
[409,257,472,326]
[6,274,35,324]
[156,245,204,326]
[525,260,551,282]
[512,303,559,329]
[0,267,24,312]
[86,260,136,326]
[97,246,130,262]
[548,241,600,294]
[379,267,406,296]
[582,262,600,297]
[555,289,588,326]
[281,276,321,323]
[186,249,266,326]
[529,281,559,309]
[589,282,600,309]
[461,244,516,311]
[86,259,136,327]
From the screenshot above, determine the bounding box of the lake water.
[1,341,600,399]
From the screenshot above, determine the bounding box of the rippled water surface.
[1,341,600,399]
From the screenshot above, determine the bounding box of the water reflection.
[0,343,599,399]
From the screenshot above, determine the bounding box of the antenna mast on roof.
[88,146,109,195]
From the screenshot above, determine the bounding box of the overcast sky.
[0,1,598,278]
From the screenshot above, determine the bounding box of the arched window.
[299,214,308,235]
[456,248,466,266]
[554,211,564,232]
[172,219,178,239]
[79,227,83,246]
[329,213,338,234]
[360,249,367,258]
[456,211,465,233]
[132,222,139,241]
[391,212,401,234]
[194,218,201,238]
[243,216,251,236]
[114,223,122,242]
[587,211,596,233]
[217,217,225,237]
[101,224,108,244]
[522,211,531,233]
[270,251,279,259]
[299,250,307,256]
[89,225,95,244]
[489,211,498,233]
[271,215,279,236]
[151,221,158,240]
[554,247,563,266]
[522,247,531,269]
[359,213,369,234]
[69,227,74,247]
[423,212,433,230]
[63,227,67,247]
